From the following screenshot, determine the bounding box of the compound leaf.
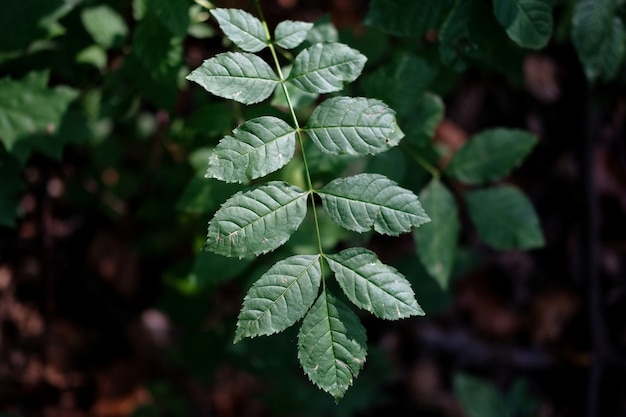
[298,289,367,400]
[206,182,308,258]
[466,185,544,250]
[414,179,459,289]
[207,116,296,183]
[303,97,403,156]
[326,248,424,319]
[0,72,78,152]
[210,8,267,52]
[274,20,313,49]
[187,52,279,104]
[287,43,366,94]
[493,0,553,50]
[318,173,430,235]
[235,254,322,342]
[446,128,537,185]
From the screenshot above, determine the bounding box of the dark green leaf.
[304,97,403,156]
[287,43,367,94]
[326,248,424,319]
[318,173,430,235]
[235,254,322,342]
[207,116,296,183]
[446,128,537,185]
[298,289,367,400]
[206,182,308,258]
[454,373,509,417]
[274,20,313,49]
[493,0,553,49]
[187,52,279,104]
[404,93,445,147]
[466,185,544,250]
[414,179,459,289]
[152,0,190,36]
[210,8,267,53]
[365,0,454,37]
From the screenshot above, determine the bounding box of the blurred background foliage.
[1,0,626,416]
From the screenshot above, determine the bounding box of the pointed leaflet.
[466,185,544,250]
[446,128,537,185]
[493,0,553,50]
[274,20,313,49]
[186,52,279,104]
[303,97,403,157]
[414,179,459,290]
[298,290,367,400]
[326,248,423,319]
[206,182,308,258]
[286,43,367,94]
[207,116,296,183]
[235,255,321,342]
[210,8,267,52]
[318,173,430,236]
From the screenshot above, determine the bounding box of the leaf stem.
[401,142,440,178]
[254,0,325,257]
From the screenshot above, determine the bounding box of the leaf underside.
[304,96,404,156]
[298,289,367,400]
[206,182,308,258]
[186,52,279,104]
[235,254,322,342]
[207,116,296,183]
[318,173,430,235]
[326,248,424,319]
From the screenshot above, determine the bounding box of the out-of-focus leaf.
[81,5,128,49]
[365,0,454,37]
[454,373,509,417]
[466,185,544,250]
[152,0,190,36]
[493,0,553,50]
[176,176,242,214]
[404,93,444,147]
[446,128,538,185]
[414,179,459,289]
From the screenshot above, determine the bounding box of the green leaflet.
[186,52,279,104]
[303,97,403,156]
[446,128,537,185]
[414,179,459,290]
[210,8,267,53]
[274,20,313,49]
[81,5,128,49]
[298,289,367,400]
[404,93,445,147]
[287,43,367,94]
[235,254,322,342]
[326,248,424,319]
[206,182,308,258]
[318,173,430,235]
[493,0,553,50]
[454,374,509,417]
[572,0,625,82]
[466,185,544,250]
[0,72,78,152]
[207,116,296,183]
[365,0,454,37]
